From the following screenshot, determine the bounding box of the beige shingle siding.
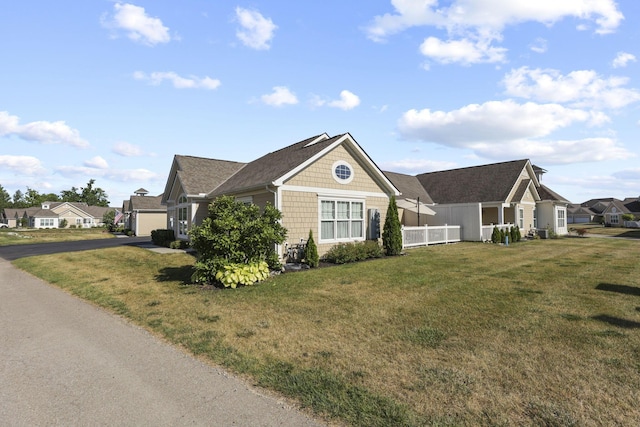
[281,190,389,257]
[285,145,384,193]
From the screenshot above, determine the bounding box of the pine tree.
[382,196,403,256]
[305,229,319,268]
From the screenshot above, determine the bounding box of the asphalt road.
[0,235,153,261]
[0,240,323,426]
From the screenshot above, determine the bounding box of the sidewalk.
[0,259,322,426]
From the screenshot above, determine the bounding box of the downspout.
[265,185,277,209]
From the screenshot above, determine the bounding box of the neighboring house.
[383,171,436,227]
[1,202,114,229]
[580,197,640,226]
[386,159,570,241]
[162,133,400,257]
[122,190,167,236]
[567,204,596,224]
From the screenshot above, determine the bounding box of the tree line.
[0,179,110,210]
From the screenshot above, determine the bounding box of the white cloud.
[112,141,143,157]
[612,52,637,68]
[260,86,298,107]
[0,111,89,148]
[102,3,171,46]
[419,35,507,65]
[503,67,640,109]
[134,71,221,90]
[328,90,361,110]
[366,0,623,40]
[381,158,458,174]
[399,100,600,144]
[365,1,623,65]
[530,37,547,54]
[56,165,160,183]
[0,155,45,175]
[84,156,109,169]
[235,7,277,50]
[397,99,632,164]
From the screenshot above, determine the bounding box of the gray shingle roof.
[416,159,530,204]
[174,155,246,196]
[210,134,338,196]
[129,194,166,211]
[537,184,570,203]
[383,171,434,204]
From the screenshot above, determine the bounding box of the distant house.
[567,204,596,224]
[162,133,400,257]
[578,197,640,226]
[1,202,114,229]
[122,190,167,236]
[386,159,570,240]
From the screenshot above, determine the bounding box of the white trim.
[280,184,388,199]
[273,133,400,196]
[303,133,330,147]
[332,160,354,184]
[274,136,345,185]
[318,197,366,244]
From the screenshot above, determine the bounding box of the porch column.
[497,205,504,225]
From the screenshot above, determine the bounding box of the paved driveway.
[0,236,153,261]
[0,242,323,426]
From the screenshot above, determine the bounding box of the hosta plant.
[215,261,270,288]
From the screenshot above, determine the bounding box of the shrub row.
[491,226,521,244]
[322,240,383,264]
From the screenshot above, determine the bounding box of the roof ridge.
[418,159,529,176]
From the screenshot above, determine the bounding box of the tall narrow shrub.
[491,226,500,244]
[305,229,319,268]
[382,196,403,256]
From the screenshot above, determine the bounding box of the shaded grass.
[13,238,640,426]
[0,228,113,246]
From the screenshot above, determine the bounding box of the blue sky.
[1,0,639,205]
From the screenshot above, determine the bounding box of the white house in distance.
[1,202,114,229]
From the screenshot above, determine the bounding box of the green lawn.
[0,228,113,246]
[570,223,640,238]
[14,238,640,426]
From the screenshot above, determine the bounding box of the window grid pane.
[337,221,349,238]
[352,202,363,219]
[321,221,334,239]
[321,201,335,220]
[337,201,350,219]
[351,221,363,238]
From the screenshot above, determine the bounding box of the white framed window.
[320,199,364,242]
[518,208,524,229]
[177,195,189,236]
[39,218,54,227]
[610,214,619,224]
[533,208,537,228]
[331,160,354,184]
[557,208,566,228]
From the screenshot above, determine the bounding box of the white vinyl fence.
[402,225,461,248]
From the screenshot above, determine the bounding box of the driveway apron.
[0,259,322,426]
